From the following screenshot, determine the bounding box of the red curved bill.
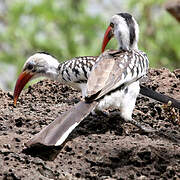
[13,71,33,106]
[101,25,114,53]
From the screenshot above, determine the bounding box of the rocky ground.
[0,68,179,180]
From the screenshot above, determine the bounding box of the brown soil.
[0,68,179,180]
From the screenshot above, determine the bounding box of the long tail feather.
[26,101,98,147]
[140,85,180,109]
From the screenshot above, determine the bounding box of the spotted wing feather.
[59,56,97,83]
[86,49,149,101]
[86,52,116,96]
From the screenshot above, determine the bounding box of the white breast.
[96,81,140,114]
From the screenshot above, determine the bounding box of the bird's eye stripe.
[110,23,114,28]
[27,64,33,70]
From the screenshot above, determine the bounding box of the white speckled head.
[110,13,139,50]
[24,52,60,80]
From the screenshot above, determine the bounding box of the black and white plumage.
[26,13,153,147]
[58,55,97,97]
[86,49,149,115]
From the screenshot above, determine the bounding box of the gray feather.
[26,101,98,147]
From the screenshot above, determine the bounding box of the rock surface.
[0,68,179,179]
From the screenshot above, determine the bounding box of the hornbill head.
[13,52,59,106]
[102,13,139,52]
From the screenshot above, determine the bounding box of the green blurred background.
[0,0,179,91]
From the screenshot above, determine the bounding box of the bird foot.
[125,118,156,133]
[109,112,155,133]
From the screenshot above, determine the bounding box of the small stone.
[14,137,21,142]
[137,175,148,180]
[64,145,72,152]
[3,144,11,149]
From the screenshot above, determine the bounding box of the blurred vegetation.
[128,0,180,69]
[0,0,179,90]
[0,0,104,75]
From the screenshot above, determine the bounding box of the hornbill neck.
[43,63,59,81]
[36,55,60,81]
[115,23,139,51]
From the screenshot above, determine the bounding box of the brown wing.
[86,49,149,101]
[86,51,116,96]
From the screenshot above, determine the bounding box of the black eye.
[110,22,114,28]
[27,63,33,70]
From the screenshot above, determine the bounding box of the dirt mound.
[0,68,179,179]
